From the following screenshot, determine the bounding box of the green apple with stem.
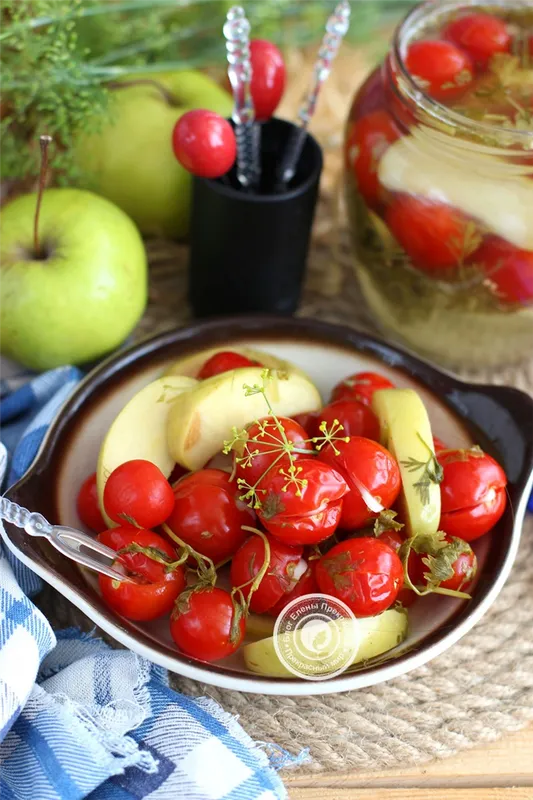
[0,136,147,371]
[73,71,233,239]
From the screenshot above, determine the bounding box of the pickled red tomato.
[469,236,533,305]
[443,12,511,69]
[405,40,473,100]
[311,399,380,442]
[385,195,476,272]
[345,110,401,210]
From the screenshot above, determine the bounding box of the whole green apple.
[0,188,147,370]
[73,70,233,239]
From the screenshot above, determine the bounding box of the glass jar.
[345,0,533,369]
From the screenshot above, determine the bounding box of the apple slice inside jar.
[378,134,533,252]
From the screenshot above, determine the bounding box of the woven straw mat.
[35,201,533,774]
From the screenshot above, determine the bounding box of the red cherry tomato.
[172,110,236,179]
[386,195,475,271]
[257,459,349,546]
[469,236,533,305]
[197,351,261,379]
[170,587,245,662]
[250,39,286,121]
[375,529,416,607]
[312,399,380,442]
[292,411,320,436]
[76,472,106,533]
[103,459,175,529]
[408,534,477,593]
[345,110,401,209]
[444,13,511,69]
[268,561,319,616]
[405,40,473,100]
[230,532,304,613]
[98,527,185,621]
[316,537,403,617]
[438,448,507,541]
[235,416,313,488]
[166,469,255,563]
[331,371,395,406]
[320,436,401,530]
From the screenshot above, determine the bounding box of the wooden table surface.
[285,725,533,799]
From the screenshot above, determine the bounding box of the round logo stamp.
[273,593,360,681]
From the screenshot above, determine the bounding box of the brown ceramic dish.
[3,316,533,696]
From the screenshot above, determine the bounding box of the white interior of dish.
[57,338,491,675]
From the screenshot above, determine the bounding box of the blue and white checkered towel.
[0,367,300,800]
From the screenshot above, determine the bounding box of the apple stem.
[107,79,177,106]
[33,135,52,259]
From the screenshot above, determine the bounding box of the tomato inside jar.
[345,1,533,370]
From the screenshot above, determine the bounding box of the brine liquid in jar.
[345,1,533,369]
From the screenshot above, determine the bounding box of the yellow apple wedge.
[97,375,197,525]
[166,367,322,471]
[164,346,308,379]
[243,609,408,678]
[371,388,441,536]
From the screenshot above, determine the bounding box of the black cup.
[188,117,323,317]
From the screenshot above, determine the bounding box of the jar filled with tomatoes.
[345,0,533,369]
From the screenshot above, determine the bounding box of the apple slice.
[164,346,307,379]
[371,388,441,536]
[243,608,408,678]
[97,375,197,525]
[167,367,322,471]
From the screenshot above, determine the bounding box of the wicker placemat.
[35,42,533,774]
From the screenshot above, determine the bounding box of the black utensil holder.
[188,117,323,317]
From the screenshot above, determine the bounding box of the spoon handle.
[277,0,351,187]
[223,6,256,189]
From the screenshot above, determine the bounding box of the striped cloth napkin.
[0,366,303,800]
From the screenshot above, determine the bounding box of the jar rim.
[392,0,533,146]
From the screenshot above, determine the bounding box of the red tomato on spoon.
[98,527,185,621]
[172,110,236,178]
[250,39,286,121]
